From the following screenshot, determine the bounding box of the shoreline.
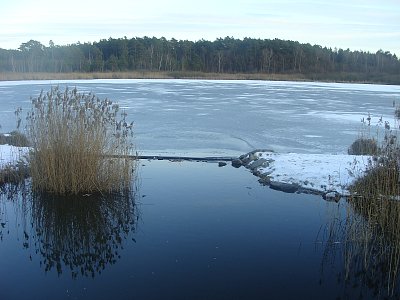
[0,142,370,200]
[0,71,396,85]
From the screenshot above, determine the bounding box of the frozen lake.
[1,79,400,299]
[0,79,399,156]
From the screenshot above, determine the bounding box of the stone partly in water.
[322,191,341,202]
[231,159,243,168]
[238,149,273,164]
[258,174,271,186]
[248,158,269,170]
[236,150,275,187]
[269,181,300,193]
[218,162,227,167]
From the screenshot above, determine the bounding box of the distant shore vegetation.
[0,36,399,84]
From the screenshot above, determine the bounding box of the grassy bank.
[1,71,397,84]
[0,71,308,81]
[0,71,400,85]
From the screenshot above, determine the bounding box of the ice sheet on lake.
[1,79,399,154]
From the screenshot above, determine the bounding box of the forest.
[0,36,399,83]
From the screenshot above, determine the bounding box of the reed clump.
[0,131,30,147]
[348,137,378,155]
[349,111,399,197]
[0,130,30,186]
[0,159,30,185]
[27,86,136,195]
[331,106,400,295]
[320,196,400,297]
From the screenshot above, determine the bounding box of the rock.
[240,156,251,165]
[218,162,227,167]
[231,159,243,168]
[258,175,271,186]
[248,158,268,170]
[323,191,341,202]
[239,153,250,160]
[239,153,254,165]
[269,181,300,193]
[239,149,273,164]
[240,149,274,159]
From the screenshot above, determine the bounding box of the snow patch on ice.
[250,151,371,196]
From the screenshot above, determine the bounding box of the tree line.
[0,36,399,83]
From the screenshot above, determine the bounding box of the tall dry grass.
[27,86,136,195]
[0,71,309,82]
[321,105,400,296]
[349,108,400,197]
[320,195,400,297]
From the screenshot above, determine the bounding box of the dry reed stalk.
[27,86,136,195]
[319,108,400,296]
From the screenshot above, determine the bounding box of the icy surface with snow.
[253,151,371,195]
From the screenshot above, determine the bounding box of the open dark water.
[0,160,392,300]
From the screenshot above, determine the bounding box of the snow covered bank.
[0,144,30,184]
[236,150,371,197]
[0,144,30,168]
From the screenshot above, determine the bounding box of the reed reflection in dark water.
[320,196,400,299]
[1,183,138,279]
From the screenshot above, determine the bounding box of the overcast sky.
[1,0,399,55]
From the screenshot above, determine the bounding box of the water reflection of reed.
[0,183,139,279]
[30,191,138,278]
[320,196,400,298]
